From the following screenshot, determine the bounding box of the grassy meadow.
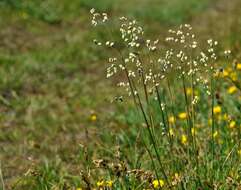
[0,0,241,189]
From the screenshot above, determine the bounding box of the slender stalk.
[108,28,171,186]
[143,142,161,189]
[140,67,149,105]
[115,51,170,187]
[210,74,215,184]
[165,77,180,173]
[166,77,178,137]
[188,51,203,186]
[130,78,171,188]
[154,86,172,146]
[0,163,5,190]
[181,75,194,148]
[139,67,156,139]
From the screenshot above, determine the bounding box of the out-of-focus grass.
[0,0,212,24]
[80,0,212,24]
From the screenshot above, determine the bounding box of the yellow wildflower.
[238,149,241,156]
[76,188,82,190]
[169,128,174,136]
[152,179,165,188]
[191,127,196,136]
[186,88,192,96]
[96,180,113,188]
[213,131,218,138]
[186,88,198,96]
[230,72,237,81]
[227,86,237,94]
[178,112,187,120]
[181,134,188,145]
[97,180,104,187]
[222,69,229,77]
[213,106,221,115]
[90,114,97,122]
[222,114,229,121]
[236,63,241,70]
[229,121,236,129]
[106,180,113,187]
[208,118,212,126]
[168,116,175,124]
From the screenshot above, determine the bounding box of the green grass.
[0,0,212,24]
[0,0,240,189]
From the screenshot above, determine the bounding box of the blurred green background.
[0,0,240,188]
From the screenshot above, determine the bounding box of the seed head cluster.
[90,10,231,100]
